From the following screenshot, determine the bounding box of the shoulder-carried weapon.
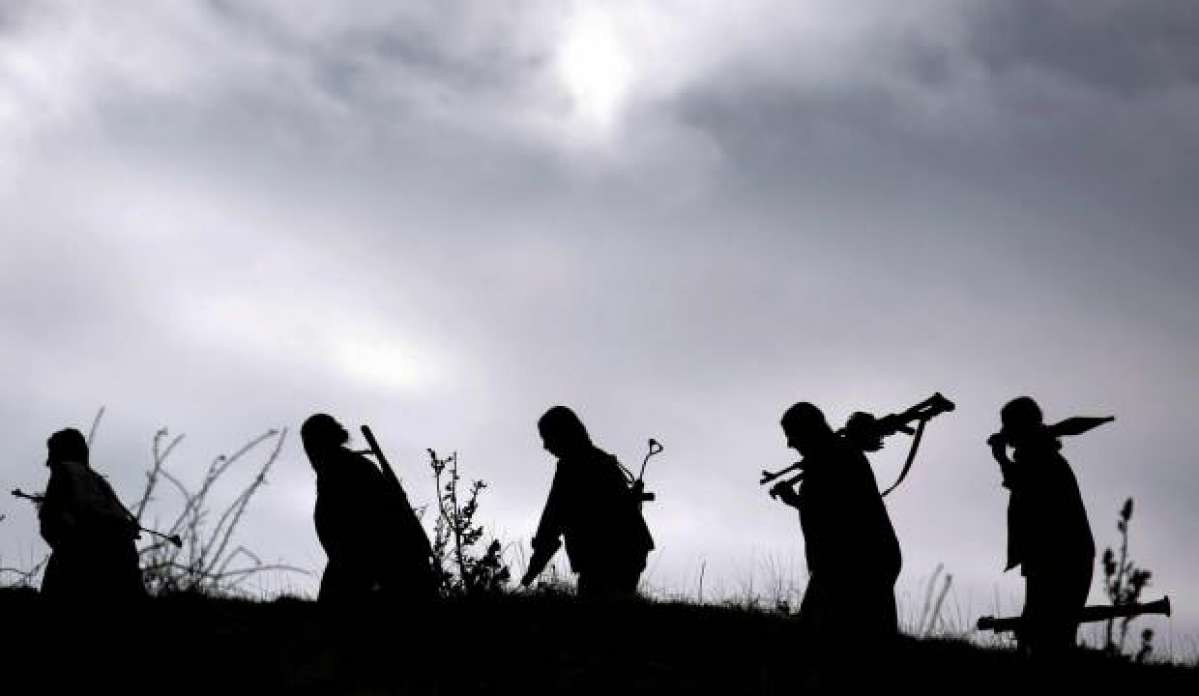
[358,425,436,563]
[359,425,407,497]
[977,596,1171,633]
[11,488,182,548]
[760,393,955,499]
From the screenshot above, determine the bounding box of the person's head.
[1000,396,1044,447]
[301,413,349,468]
[780,402,835,457]
[46,428,89,467]
[537,405,592,459]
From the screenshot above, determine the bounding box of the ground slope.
[2,588,1194,694]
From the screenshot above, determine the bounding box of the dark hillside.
[2,588,1193,694]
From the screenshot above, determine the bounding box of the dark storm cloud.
[968,1,1199,95]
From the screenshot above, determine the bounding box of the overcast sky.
[2,1,1197,649]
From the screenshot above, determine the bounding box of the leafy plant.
[427,448,510,596]
[1102,497,1155,661]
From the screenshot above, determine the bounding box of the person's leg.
[1019,573,1047,657]
[1052,558,1093,653]
[1024,566,1088,660]
[40,552,64,597]
[576,569,640,600]
[615,568,641,596]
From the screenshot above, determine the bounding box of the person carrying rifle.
[301,413,436,604]
[37,428,145,600]
[520,406,654,598]
[771,403,902,659]
[989,396,1112,657]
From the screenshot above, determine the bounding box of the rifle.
[988,415,1115,449]
[359,426,406,497]
[760,393,955,498]
[358,425,435,563]
[11,488,183,548]
[976,596,1171,633]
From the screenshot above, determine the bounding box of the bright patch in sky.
[556,8,633,134]
[333,337,437,393]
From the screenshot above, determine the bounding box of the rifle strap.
[881,416,927,497]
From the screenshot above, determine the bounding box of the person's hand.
[769,481,798,505]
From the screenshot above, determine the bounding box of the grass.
[2,586,1194,694]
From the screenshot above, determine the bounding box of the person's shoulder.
[590,448,626,475]
[53,459,90,480]
[319,449,380,481]
[821,439,866,469]
[589,447,617,464]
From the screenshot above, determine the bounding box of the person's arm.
[38,466,82,548]
[521,469,566,586]
[987,434,1017,488]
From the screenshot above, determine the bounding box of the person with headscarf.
[38,428,144,600]
[770,402,901,647]
[301,413,436,604]
[520,406,654,597]
[989,396,1113,656]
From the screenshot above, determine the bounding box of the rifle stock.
[976,596,1171,633]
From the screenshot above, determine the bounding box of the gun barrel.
[760,462,802,485]
[10,488,43,503]
[976,596,1171,633]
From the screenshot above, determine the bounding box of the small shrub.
[427,449,510,596]
[1102,497,1155,660]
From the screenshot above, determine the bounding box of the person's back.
[990,397,1109,657]
[303,414,435,604]
[773,403,900,689]
[521,406,654,597]
[553,445,654,580]
[797,439,900,584]
[38,429,144,601]
[1008,433,1095,575]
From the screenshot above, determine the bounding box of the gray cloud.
[968,1,1199,95]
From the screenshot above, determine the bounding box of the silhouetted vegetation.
[1103,497,1156,661]
[427,448,511,596]
[1,416,305,595]
[134,426,305,595]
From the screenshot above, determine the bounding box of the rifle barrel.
[976,596,1171,633]
[11,488,43,503]
[361,426,392,477]
[760,462,802,485]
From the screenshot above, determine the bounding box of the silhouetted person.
[520,406,654,597]
[989,397,1112,657]
[38,428,144,600]
[302,414,436,604]
[770,403,901,658]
